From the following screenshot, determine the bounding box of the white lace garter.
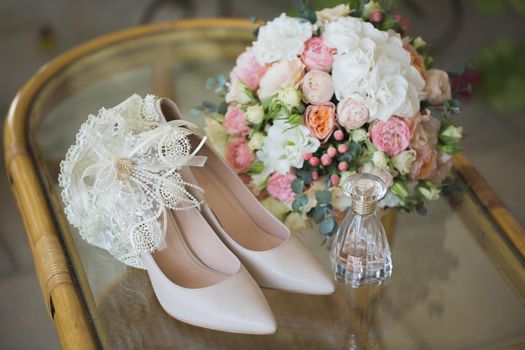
[58,94,207,268]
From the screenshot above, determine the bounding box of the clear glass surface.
[25,22,525,349]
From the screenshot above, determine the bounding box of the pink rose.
[225,137,254,173]
[409,146,438,181]
[301,37,336,72]
[369,117,410,156]
[305,102,336,142]
[224,104,249,135]
[266,172,296,203]
[301,70,334,105]
[337,96,369,130]
[257,58,305,101]
[427,152,453,184]
[409,113,441,150]
[230,48,268,91]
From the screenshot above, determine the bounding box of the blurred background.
[0,0,524,348]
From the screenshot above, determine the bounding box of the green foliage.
[474,0,525,14]
[475,40,525,111]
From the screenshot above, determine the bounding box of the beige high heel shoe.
[59,95,276,334]
[157,98,335,295]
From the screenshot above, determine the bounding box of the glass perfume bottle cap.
[343,173,388,214]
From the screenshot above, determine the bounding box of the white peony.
[324,17,363,54]
[256,120,320,173]
[252,13,313,65]
[327,17,425,121]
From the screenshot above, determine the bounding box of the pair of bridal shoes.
[59,94,334,334]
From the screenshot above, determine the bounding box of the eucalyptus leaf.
[319,218,335,235]
[316,190,332,205]
[291,178,304,194]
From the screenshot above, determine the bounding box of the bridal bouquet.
[198,2,464,235]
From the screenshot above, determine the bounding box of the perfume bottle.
[330,173,392,287]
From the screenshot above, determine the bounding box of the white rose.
[276,86,302,109]
[372,150,388,169]
[252,13,312,65]
[256,120,320,173]
[351,128,368,143]
[246,105,264,124]
[248,132,265,150]
[316,4,350,24]
[283,212,310,234]
[250,170,270,194]
[391,149,416,175]
[204,117,229,157]
[225,79,251,105]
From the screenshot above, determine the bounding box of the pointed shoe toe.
[235,234,335,295]
[143,254,276,334]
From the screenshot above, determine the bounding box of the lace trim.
[58,94,205,269]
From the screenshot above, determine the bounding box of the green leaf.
[249,162,265,174]
[291,178,304,194]
[312,206,327,223]
[291,193,308,211]
[319,218,335,235]
[315,190,332,205]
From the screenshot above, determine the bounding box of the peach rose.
[305,102,336,142]
[403,43,426,78]
[410,146,438,180]
[337,96,369,130]
[230,48,269,91]
[409,113,441,150]
[369,117,411,156]
[301,37,336,72]
[226,137,254,173]
[223,104,249,135]
[427,152,453,184]
[257,58,305,101]
[301,70,334,105]
[424,69,452,105]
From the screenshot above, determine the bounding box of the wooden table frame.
[3,19,525,350]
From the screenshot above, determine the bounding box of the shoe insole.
[152,209,228,288]
[192,166,283,251]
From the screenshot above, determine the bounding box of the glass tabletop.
[27,20,525,350]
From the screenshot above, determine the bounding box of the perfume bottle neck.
[351,199,376,215]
